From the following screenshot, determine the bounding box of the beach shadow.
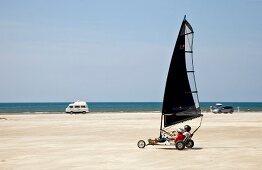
[0,118,7,120]
[157,147,203,151]
[153,146,262,151]
[189,147,203,150]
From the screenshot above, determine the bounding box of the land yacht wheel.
[137,140,146,148]
[175,141,185,150]
[186,139,194,148]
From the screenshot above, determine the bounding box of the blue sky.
[0,0,262,102]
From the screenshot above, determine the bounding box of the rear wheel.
[175,141,185,150]
[137,140,146,148]
[186,139,194,148]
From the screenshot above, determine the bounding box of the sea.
[0,102,262,114]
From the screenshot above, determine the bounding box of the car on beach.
[65,101,89,113]
[212,106,234,114]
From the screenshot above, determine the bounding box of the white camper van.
[65,101,89,113]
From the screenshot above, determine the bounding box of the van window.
[81,105,86,108]
[69,106,73,108]
[75,106,80,108]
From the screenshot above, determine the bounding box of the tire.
[70,111,73,114]
[82,111,86,114]
[137,140,146,148]
[175,141,185,150]
[186,139,194,148]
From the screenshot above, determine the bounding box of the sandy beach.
[0,112,262,170]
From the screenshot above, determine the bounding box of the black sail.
[162,18,202,127]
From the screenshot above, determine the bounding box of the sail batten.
[184,32,194,36]
[161,17,202,128]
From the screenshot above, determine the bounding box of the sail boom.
[164,114,202,127]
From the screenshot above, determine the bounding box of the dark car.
[212,106,234,114]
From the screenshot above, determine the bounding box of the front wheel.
[175,141,185,150]
[186,139,194,148]
[137,140,146,148]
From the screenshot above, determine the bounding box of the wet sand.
[0,112,262,170]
